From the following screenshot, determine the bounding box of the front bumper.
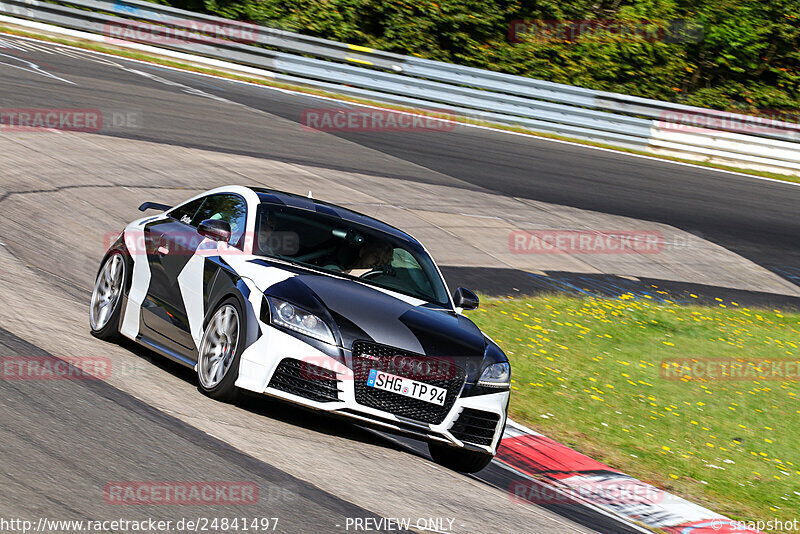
[234,323,509,454]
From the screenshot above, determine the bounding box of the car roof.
[250,187,419,244]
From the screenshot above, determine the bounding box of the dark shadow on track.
[0,327,404,532]
[117,338,398,450]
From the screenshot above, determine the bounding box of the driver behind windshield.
[343,240,393,276]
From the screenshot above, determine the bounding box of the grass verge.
[1,23,799,186]
[467,295,800,528]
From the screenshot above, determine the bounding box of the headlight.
[478,362,511,387]
[266,297,336,345]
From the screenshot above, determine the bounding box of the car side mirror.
[453,287,479,310]
[198,219,231,242]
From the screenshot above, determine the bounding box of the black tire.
[428,442,494,473]
[89,251,128,342]
[196,297,245,402]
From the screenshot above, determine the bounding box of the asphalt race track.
[2,36,800,275]
[0,33,798,534]
[0,328,394,532]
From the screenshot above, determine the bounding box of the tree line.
[166,0,800,117]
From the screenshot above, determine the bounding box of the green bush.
[165,0,800,114]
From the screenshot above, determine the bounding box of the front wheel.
[197,298,244,402]
[90,252,127,341]
[428,442,494,473]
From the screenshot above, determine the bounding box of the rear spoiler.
[138,202,172,212]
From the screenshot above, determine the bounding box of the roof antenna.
[308,191,313,199]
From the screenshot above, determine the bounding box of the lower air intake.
[268,358,341,402]
[450,408,500,446]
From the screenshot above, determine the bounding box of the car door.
[141,193,248,356]
[140,196,206,354]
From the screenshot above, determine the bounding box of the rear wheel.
[428,442,494,473]
[197,298,244,402]
[90,252,127,341]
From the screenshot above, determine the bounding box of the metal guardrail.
[1,0,800,173]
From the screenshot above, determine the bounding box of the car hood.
[264,270,487,359]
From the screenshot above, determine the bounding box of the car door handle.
[150,234,169,255]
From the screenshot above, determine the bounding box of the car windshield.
[254,204,451,307]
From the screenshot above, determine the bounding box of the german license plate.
[367,369,446,406]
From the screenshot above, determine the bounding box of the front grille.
[268,358,341,402]
[450,408,500,446]
[351,341,466,425]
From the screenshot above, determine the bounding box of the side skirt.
[136,335,197,369]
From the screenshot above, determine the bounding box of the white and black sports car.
[90,186,510,472]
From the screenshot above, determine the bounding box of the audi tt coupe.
[90,186,511,472]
